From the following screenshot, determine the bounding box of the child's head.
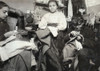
[48,0,58,13]
[0,1,9,19]
[71,16,84,31]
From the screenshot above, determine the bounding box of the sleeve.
[0,35,6,41]
[57,13,67,31]
[38,14,48,29]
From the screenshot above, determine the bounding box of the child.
[38,1,67,37]
[36,1,67,71]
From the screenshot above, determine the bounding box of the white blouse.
[39,11,67,37]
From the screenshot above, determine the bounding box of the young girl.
[38,1,67,37]
[36,1,67,71]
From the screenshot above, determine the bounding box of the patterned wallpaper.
[0,0,35,12]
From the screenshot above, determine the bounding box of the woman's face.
[49,2,58,13]
[0,6,8,19]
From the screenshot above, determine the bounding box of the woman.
[0,1,37,71]
[36,1,67,71]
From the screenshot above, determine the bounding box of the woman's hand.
[4,30,18,37]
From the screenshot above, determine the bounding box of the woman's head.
[48,0,59,13]
[0,1,9,19]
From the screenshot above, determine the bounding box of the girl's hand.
[25,27,32,31]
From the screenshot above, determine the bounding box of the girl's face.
[49,2,58,13]
[0,6,8,19]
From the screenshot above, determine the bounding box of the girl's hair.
[0,1,8,9]
[48,0,59,7]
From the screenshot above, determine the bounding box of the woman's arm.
[4,30,18,38]
[0,30,18,41]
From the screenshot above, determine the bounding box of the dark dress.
[0,19,32,71]
[36,28,63,71]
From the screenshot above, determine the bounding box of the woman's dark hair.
[0,1,8,9]
[48,0,59,7]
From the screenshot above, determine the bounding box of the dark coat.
[80,24,95,48]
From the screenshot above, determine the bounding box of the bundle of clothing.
[0,35,38,66]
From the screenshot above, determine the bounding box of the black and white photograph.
[0,0,100,71]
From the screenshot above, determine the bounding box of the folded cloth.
[0,39,37,61]
[36,28,51,54]
[31,53,37,66]
[63,40,83,62]
[63,42,76,62]
[48,26,58,37]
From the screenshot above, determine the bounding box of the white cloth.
[70,31,80,37]
[75,40,83,50]
[68,0,73,21]
[39,11,67,37]
[0,36,37,61]
[48,26,58,37]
